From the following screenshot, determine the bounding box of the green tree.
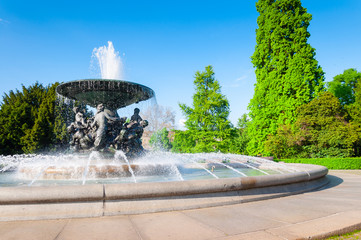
[347,80,361,156]
[171,128,240,154]
[296,92,359,158]
[149,128,172,151]
[179,65,231,131]
[348,79,361,121]
[171,130,197,153]
[174,65,238,153]
[236,114,250,155]
[248,0,325,155]
[21,84,56,152]
[264,124,301,159]
[328,68,361,106]
[0,83,46,154]
[0,82,91,154]
[266,92,360,158]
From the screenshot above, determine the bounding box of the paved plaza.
[0,170,360,240]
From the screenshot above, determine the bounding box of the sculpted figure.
[129,119,149,156]
[68,104,148,157]
[68,107,88,149]
[91,104,120,151]
[78,118,94,150]
[114,119,148,156]
[130,108,143,123]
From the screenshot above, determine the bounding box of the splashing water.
[170,164,184,181]
[92,41,123,79]
[82,151,101,185]
[115,151,137,183]
[0,152,298,186]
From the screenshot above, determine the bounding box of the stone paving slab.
[216,230,285,240]
[0,170,360,240]
[182,204,286,235]
[0,219,68,240]
[227,196,332,224]
[0,202,103,221]
[267,210,361,240]
[56,216,140,240]
[129,211,226,240]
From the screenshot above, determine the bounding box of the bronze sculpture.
[57,79,154,157]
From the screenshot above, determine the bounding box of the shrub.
[149,128,172,151]
[171,129,241,154]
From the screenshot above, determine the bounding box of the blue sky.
[0,0,360,128]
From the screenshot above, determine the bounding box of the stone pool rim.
[0,163,327,205]
[0,163,329,221]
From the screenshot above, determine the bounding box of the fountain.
[56,79,154,155]
[0,42,329,221]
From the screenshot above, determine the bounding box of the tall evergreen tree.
[0,82,91,155]
[248,0,325,155]
[0,83,46,154]
[173,66,235,153]
[180,65,231,131]
[21,84,57,153]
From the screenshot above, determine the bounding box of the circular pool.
[0,152,328,221]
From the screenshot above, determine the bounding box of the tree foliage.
[0,83,51,154]
[171,128,241,154]
[264,124,301,159]
[266,92,360,158]
[173,65,240,153]
[346,80,361,156]
[180,65,231,131]
[236,114,250,155]
[248,0,325,155]
[328,68,361,106]
[149,128,172,151]
[0,82,90,155]
[348,79,361,121]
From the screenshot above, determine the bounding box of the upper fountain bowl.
[56,79,155,110]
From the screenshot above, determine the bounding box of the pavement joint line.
[265,210,361,239]
[264,229,289,240]
[244,211,292,225]
[179,210,229,237]
[102,184,106,217]
[218,200,294,226]
[53,219,70,240]
[127,215,144,240]
[272,211,342,229]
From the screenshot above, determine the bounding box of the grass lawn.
[275,157,361,170]
[326,229,361,239]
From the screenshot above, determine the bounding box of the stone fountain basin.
[56,79,155,110]
[0,163,328,221]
